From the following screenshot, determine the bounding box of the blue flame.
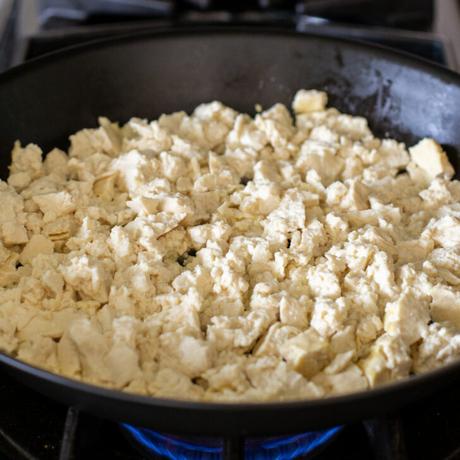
[122,424,342,459]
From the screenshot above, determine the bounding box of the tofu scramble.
[1,89,460,402]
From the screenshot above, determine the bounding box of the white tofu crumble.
[2,89,460,402]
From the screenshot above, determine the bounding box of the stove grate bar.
[0,427,38,460]
[364,417,407,460]
[58,406,79,460]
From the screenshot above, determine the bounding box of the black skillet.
[1,28,460,438]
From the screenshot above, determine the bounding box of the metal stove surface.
[1,0,458,71]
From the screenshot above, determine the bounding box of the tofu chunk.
[280,328,329,378]
[409,138,454,180]
[384,289,430,345]
[430,284,460,329]
[292,89,328,113]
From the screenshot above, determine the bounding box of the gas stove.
[1,1,460,460]
[3,368,460,460]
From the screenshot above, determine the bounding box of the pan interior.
[1,28,460,435]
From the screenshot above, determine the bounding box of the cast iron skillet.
[1,28,460,437]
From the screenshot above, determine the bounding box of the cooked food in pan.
[1,89,460,401]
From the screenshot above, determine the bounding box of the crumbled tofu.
[430,284,460,329]
[32,191,75,222]
[409,138,454,180]
[2,89,460,402]
[161,334,216,378]
[384,289,430,345]
[10,142,43,179]
[19,235,53,264]
[280,328,329,378]
[279,296,309,328]
[360,334,411,386]
[396,239,433,265]
[413,323,460,373]
[296,141,344,185]
[314,364,368,395]
[310,298,348,337]
[292,89,327,113]
[428,215,460,248]
[2,222,28,245]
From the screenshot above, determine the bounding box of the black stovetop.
[2,370,460,460]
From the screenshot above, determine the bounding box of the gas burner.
[121,424,343,459]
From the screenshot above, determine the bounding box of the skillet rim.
[1,25,460,84]
[2,348,460,411]
[1,27,460,414]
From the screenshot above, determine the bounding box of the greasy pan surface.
[1,28,460,436]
